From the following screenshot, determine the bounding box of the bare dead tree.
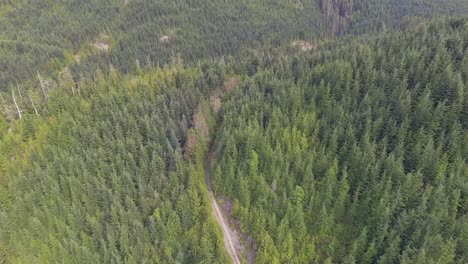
[29,92,39,116]
[12,89,22,119]
[16,80,23,103]
[37,71,47,99]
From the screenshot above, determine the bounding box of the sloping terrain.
[1,0,468,91]
[211,17,468,263]
[0,2,466,264]
[0,65,232,263]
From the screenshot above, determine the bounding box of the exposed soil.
[160,35,171,43]
[291,40,317,51]
[92,34,111,51]
[93,42,109,51]
[219,197,256,264]
[205,143,243,264]
[182,77,253,263]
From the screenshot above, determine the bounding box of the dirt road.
[205,143,243,264]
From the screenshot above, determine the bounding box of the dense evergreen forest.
[0,1,467,263]
[0,62,234,263]
[1,0,467,90]
[212,18,468,263]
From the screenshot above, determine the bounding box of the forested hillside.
[1,0,467,91]
[0,1,467,264]
[0,0,324,91]
[0,62,233,263]
[348,0,468,33]
[211,17,468,263]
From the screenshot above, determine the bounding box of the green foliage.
[1,0,467,90]
[0,1,467,263]
[0,65,230,263]
[212,18,468,263]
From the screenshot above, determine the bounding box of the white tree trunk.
[16,81,23,103]
[12,89,22,119]
[29,93,39,116]
[37,71,47,99]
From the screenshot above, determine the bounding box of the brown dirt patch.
[292,40,317,51]
[93,42,109,51]
[160,35,171,43]
[92,34,111,51]
[218,197,256,264]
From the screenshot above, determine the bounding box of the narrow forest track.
[205,141,243,264]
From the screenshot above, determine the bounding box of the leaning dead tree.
[37,71,48,100]
[12,89,22,119]
[29,92,39,116]
[16,80,23,103]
